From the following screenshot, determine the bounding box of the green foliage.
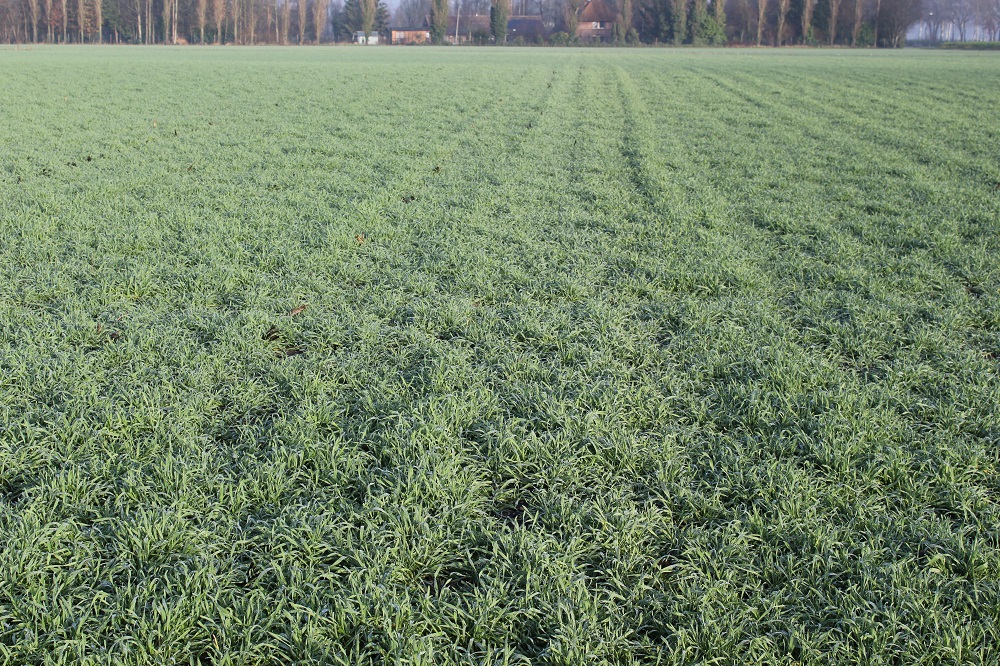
[339,0,389,35]
[2,47,1000,665]
[670,0,687,44]
[549,30,571,45]
[691,11,725,44]
[856,21,875,47]
[490,0,508,44]
[939,41,1000,50]
[688,1,706,43]
[636,0,673,43]
[612,21,626,43]
[429,0,448,43]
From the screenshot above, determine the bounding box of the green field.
[1,46,999,664]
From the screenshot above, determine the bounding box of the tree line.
[0,0,996,45]
[0,0,389,43]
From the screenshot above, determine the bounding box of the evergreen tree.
[490,0,508,43]
[430,0,447,42]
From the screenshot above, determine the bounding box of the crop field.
[1,46,999,664]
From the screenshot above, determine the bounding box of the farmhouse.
[576,0,617,42]
[408,15,549,44]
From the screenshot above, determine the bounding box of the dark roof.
[579,0,618,23]
[507,15,548,40]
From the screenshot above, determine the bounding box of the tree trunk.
[249,0,256,43]
[214,0,224,42]
[27,0,38,42]
[312,0,327,42]
[162,0,172,43]
[829,0,840,44]
[851,0,861,45]
[44,0,52,42]
[777,0,789,44]
[801,0,813,42]
[282,0,291,43]
[198,0,206,42]
[298,0,307,42]
[755,0,766,45]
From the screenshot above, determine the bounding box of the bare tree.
[213,0,224,40]
[755,0,766,44]
[27,0,38,41]
[851,0,862,43]
[245,0,253,42]
[233,0,240,42]
[395,0,428,26]
[43,0,51,40]
[162,0,175,42]
[873,0,880,42]
[197,0,207,40]
[948,0,974,40]
[312,0,326,40]
[297,0,307,41]
[982,0,999,39]
[776,0,789,43]
[829,0,841,43]
[281,0,290,41]
[801,0,814,41]
[878,0,920,45]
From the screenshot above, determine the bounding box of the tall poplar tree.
[829,0,842,43]
[777,0,790,42]
[429,0,446,42]
[312,0,327,41]
[298,0,307,41]
[756,0,767,43]
[360,0,374,33]
[490,0,508,43]
[670,0,686,42]
[801,0,814,42]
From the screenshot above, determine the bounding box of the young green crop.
[1,46,999,665]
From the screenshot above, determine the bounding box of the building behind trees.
[0,0,996,45]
